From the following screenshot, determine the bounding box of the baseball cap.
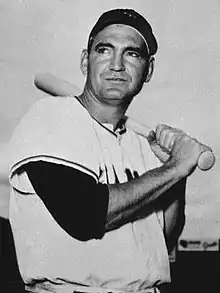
[87,8,158,56]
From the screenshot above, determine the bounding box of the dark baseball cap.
[87,8,158,56]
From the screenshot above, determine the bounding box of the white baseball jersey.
[8,97,170,293]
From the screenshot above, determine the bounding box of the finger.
[162,129,176,151]
[155,124,174,151]
[148,130,170,155]
[148,140,170,163]
[164,129,186,151]
[155,124,166,142]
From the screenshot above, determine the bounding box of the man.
[8,8,209,293]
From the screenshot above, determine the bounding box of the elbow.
[69,221,106,242]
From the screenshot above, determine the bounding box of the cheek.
[129,66,145,85]
[88,61,99,81]
[91,64,108,86]
[129,68,143,85]
[91,66,102,85]
[88,64,105,92]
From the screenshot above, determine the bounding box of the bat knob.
[198,150,215,171]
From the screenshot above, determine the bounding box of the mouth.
[105,77,127,83]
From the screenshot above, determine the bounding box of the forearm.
[106,161,184,232]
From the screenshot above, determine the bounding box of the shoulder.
[24,96,87,122]
[8,96,98,175]
[11,96,91,139]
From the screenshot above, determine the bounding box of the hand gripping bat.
[34,73,215,171]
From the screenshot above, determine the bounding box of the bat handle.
[197,150,215,171]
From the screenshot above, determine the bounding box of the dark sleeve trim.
[11,154,99,182]
[24,161,109,241]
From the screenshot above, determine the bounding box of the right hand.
[151,124,211,177]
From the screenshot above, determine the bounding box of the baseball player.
[8,8,213,293]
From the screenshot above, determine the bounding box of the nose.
[109,52,125,72]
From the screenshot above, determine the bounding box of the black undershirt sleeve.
[24,161,109,241]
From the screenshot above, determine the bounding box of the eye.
[96,47,110,54]
[126,51,141,58]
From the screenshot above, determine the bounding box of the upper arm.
[24,161,109,241]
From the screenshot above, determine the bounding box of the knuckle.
[180,133,188,141]
[156,123,169,132]
[156,124,164,136]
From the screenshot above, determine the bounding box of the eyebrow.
[94,42,146,56]
[94,42,114,51]
[125,46,144,55]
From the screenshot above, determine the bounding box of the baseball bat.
[34,73,215,171]
[34,73,80,97]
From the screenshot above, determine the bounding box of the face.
[81,24,150,107]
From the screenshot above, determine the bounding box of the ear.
[80,49,89,76]
[144,56,155,83]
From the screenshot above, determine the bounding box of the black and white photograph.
[0,1,219,292]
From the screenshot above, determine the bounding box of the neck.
[78,87,130,129]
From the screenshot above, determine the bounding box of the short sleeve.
[9,97,100,193]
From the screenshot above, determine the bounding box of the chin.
[104,87,131,98]
[103,92,133,107]
[104,94,126,105]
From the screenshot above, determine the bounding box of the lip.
[105,77,127,82]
